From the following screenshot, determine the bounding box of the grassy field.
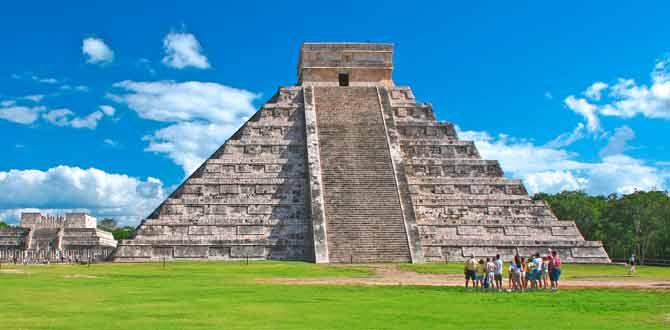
[400,262,670,280]
[0,261,668,330]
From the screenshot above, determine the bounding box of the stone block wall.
[380,86,610,263]
[114,87,314,262]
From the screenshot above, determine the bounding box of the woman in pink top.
[550,250,562,291]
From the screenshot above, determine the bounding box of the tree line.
[533,190,670,263]
[97,219,136,240]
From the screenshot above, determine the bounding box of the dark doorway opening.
[338,73,349,87]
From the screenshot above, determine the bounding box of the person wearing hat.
[464,253,477,288]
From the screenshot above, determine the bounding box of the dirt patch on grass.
[63,274,99,279]
[0,269,29,274]
[258,264,670,289]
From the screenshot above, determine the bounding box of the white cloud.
[110,80,258,175]
[42,108,73,126]
[42,109,105,129]
[544,91,553,100]
[144,121,240,175]
[103,139,118,147]
[162,32,210,69]
[457,126,666,195]
[60,84,90,92]
[70,111,104,129]
[545,123,585,149]
[99,105,116,116]
[599,125,635,157]
[584,81,608,100]
[588,155,666,194]
[31,75,58,84]
[110,80,256,123]
[82,37,114,64]
[525,171,588,194]
[0,166,165,226]
[566,57,670,123]
[564,96,600,132]
[0,105,45,124]
[23,94,45,102]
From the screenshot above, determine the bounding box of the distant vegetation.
[97,218,136,240]
[534,190,670,263]
[0,220,9,229]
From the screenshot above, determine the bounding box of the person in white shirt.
[485,257,496,289]
[530,253,543,289]
[494,254,503,290]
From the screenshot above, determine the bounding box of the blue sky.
[1,1,669,224]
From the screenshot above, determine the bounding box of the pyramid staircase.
[313,86,411,263]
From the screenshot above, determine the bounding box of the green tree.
[0,221,9,229]
[536,190,670,263]
[112,226,136,240]
[98,218,118,232]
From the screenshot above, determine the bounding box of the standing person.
[494,254,504,290]
[628,254,636,274]
[542,256,550,289]
[464,254,477,288]
[550,250,562,291]
[520,256,528,289]
[508,259,514,290]
[547,254,555,288]
[511,255,524,291]
[485,257,496,290]
[475,259,485,289]
[530,253,543,289]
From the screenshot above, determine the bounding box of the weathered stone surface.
[112,42,609,263]
[0,213,116,262]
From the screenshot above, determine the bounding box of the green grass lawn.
[399,262,670,280]
[1,261,669,330]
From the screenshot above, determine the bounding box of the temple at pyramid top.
[298,43,394,86]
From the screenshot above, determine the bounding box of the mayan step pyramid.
[113,43,610,263]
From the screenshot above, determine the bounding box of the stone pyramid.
[114,43,610,263]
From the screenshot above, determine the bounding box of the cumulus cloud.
[584,81,608,100]
[143,121,240,175]
[60,84,90,92]
[0,166,165,225]
[565,57,670,128]
[82,37,114,64]
[103,138,118,147]
[110,80,257,123]
[0,105,45,124]
[599,125,635,157]
[23,94,45,102]
[545,123,585,149]
[162,32,210,69]
[457,126,666,195]
[31,75,58,84]
[99,105,116,116]
[110,80,258,175]
[564,96,600,132]
[42,109,107,129]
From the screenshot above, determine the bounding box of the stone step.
[314,86,411,263]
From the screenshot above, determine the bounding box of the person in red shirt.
[550,250,562,291]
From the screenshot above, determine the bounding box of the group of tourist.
[464,249,562,292]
